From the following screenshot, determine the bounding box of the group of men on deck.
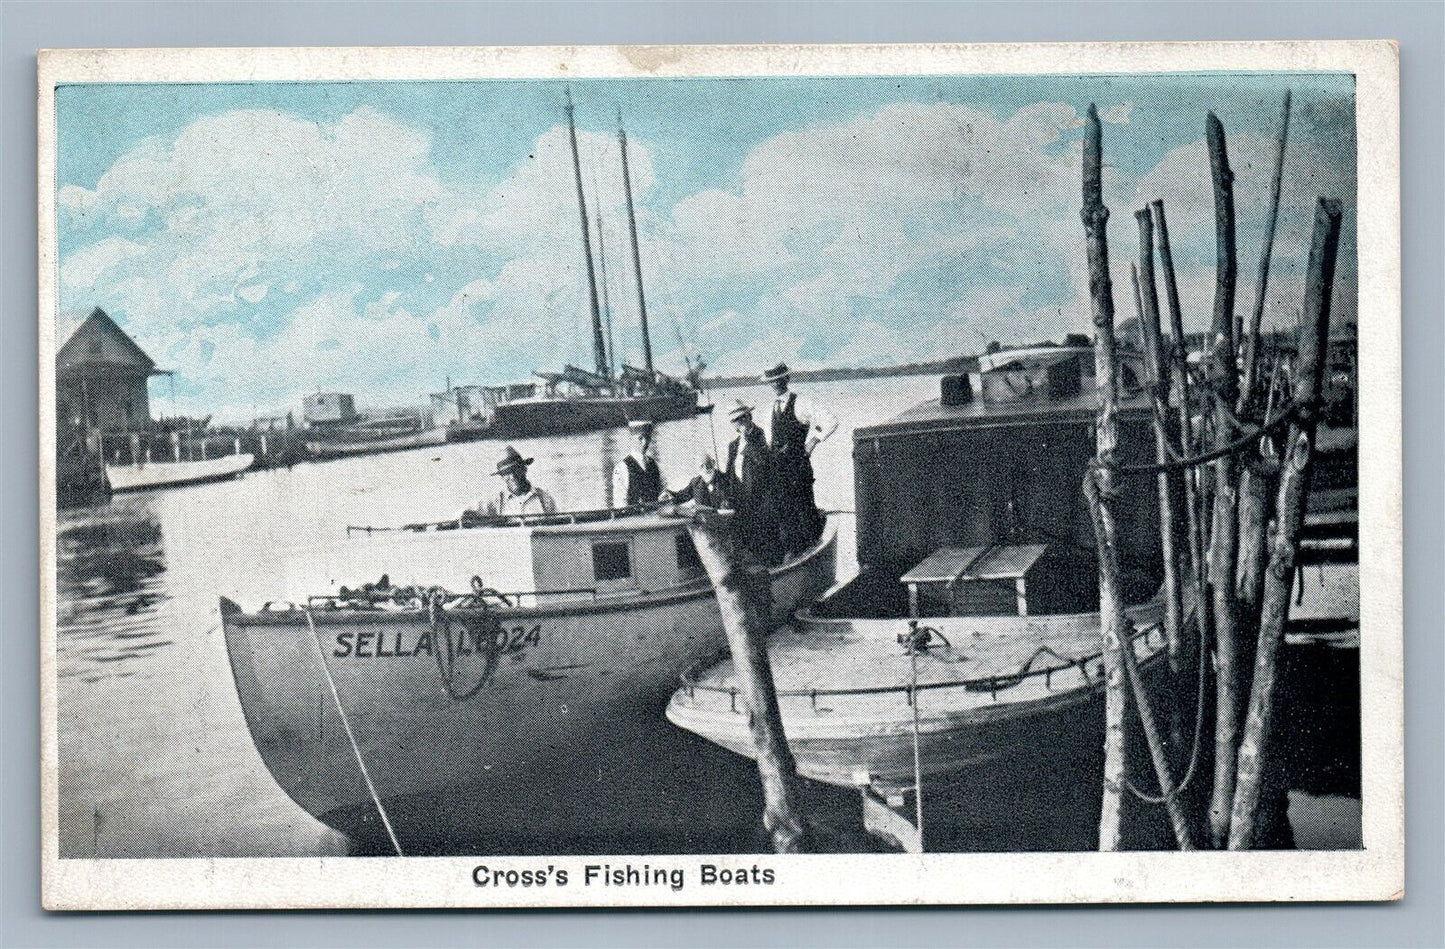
[473,363,836,563]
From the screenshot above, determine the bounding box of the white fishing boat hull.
[104,453,254,493]
[666,591,1178,796]
[221,519,836,852]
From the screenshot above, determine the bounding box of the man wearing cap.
[611,419,668,509]
[760,362,837,553]
[476,446,557,517]
[724,400,780,564]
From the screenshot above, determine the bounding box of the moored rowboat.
[104,452,254,493]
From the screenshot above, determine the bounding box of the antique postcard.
[39,41,1402,909]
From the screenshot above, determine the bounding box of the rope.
[1120,600,1210,805]
[303,609,405,856]
[1093,400,1304,477]
[906,634,926,848]
[428,590,494,702]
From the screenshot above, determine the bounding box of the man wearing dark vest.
[611,419,667,508]
[761,362,837,554]
[723,400,780,564]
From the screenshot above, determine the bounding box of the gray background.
[2,1,1440,946]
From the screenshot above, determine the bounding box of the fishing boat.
[104,451,255,492]
[489,94,703,438]
[221,507,836,852]
[666,349,1181,850]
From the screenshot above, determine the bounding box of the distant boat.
[105,452,254,492]
[490,94,702,439]
[220,509,837,852]
[305,426,446,460]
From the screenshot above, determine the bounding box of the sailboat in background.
[485,93,705,438]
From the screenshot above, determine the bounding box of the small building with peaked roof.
[56,307,166,433]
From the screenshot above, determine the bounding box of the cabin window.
[675,532,703,573]
[591,540,633,582]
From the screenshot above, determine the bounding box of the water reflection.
[56,501,169,682]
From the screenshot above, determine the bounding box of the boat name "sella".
[331,624,542,658]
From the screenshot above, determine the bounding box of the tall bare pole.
[1134,212,1184,672]
[1152,200,1210,646]
[1081,104,1130,852]
[681,509,809,852]
[1127,254,1196,851]
[564,89,610,378]
[617,110,655,376]
[591,174,618,379]
[1228,198,1343,849]
[1204,111,1244,848]
[1240,91,1293,409]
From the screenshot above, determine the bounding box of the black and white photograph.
[38,40,1403,909]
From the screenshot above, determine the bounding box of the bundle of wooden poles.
[1082,95,1346,851]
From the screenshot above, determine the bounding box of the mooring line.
[303,609,405,857]
[907,638,925,850]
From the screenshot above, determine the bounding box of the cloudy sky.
[55,73,1355,422]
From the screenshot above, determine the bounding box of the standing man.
[475,446,557,518]
[760,362,837,553]
[724,400,780,564]
[612,419,667,508]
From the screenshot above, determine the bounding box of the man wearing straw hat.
[611,419,669,509]
[479,446,557,517]
[724,400,780,564]
[760,362,836,553]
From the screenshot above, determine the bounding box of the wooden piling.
[1081,104,1130,852]
[1151,200,1212,652]
[1240,91,1293,409]
[1135,210,1184,672]
[681,507,808,853]
[1204,112,1244,848]
[1228,198,1343,850]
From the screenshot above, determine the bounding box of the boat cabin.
[311,511,709,608]
[822,348,1164,622]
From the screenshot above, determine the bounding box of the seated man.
[668,451,736,509]
[475,446,557,518]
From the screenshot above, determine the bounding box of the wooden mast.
[564,89,610,379]
[617,109,655,376]
[591,172,618,379]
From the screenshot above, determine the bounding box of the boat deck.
[676,600,1170,727]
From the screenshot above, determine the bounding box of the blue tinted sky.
[55,73,1355,421]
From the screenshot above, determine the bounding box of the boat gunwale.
[221,516,837,627]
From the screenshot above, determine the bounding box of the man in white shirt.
[760,362,837,553]
[611,419,668,509]
[477,446,557,518]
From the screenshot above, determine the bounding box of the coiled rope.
[427,587,496,702]
[303,609,404,856]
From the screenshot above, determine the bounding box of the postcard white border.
[38,39,1402,910]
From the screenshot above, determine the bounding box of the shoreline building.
[56,308,170,497]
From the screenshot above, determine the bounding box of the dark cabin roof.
[57,308,158,377]
[855,389,1153,441]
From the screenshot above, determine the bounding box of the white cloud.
[60,96,1355,422]
[61,236,146,292]
[1102,102,1136,124]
